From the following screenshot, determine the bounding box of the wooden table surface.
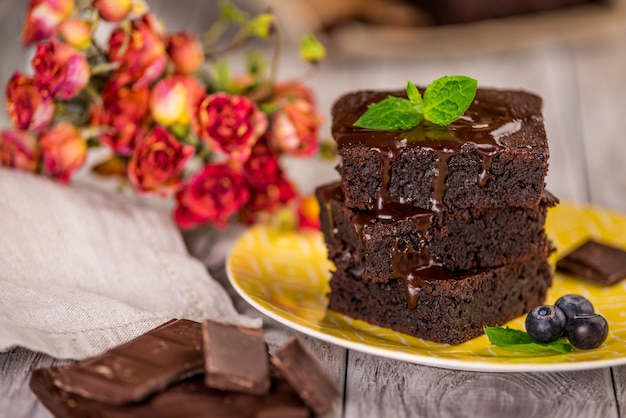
[2,1,626,417]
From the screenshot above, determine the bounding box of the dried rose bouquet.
[1,0,326,229]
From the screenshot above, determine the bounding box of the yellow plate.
[227,202,626,372]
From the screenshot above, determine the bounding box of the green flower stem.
[83,83,103,107]
[76,0,92,10]
[268,23,283,86]
[80,126,111,141]
[203,24,250,57]
[292,63,320,85]
[91,62,120,75]
[202,20,229,47]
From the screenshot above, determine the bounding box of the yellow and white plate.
[227,203,626,372]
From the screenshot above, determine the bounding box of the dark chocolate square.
[556,239,626,285]
[203,319,270,395]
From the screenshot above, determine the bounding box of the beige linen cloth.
[0,167,260,360]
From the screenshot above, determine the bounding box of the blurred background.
[2,0,626,212]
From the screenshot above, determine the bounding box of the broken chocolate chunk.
[271,338,339,416]
[557,239,626,285]
[203,319,270,395]
[30,367,310,418]
[48,319,204,405]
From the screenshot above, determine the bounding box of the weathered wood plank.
[0,348,70,418]
[573,27,626,212]
[343,350,618,418]
[612,365,626,417]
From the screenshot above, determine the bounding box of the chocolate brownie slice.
[316,182,556,282]
[327,253,553,345]
[332,88,549,212]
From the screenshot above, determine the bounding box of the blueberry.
[525,305,567,343]
[555,294,594,322]
[566,314,609,350]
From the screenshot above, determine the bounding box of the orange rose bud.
[270,98,322,157]
[0,130,41,172]
[92,0,132,22]
[57,18,92,50]
[128,0,149,19]
[297,195,321,230]
[150,75,204,126]
[39,122,87,183]
[167,32,204,75]
[22,0,75,46]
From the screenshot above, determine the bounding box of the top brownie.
[332,88,549,212]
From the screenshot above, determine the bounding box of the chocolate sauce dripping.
[390,239,465,309]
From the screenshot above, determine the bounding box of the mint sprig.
[353,76,477,131]
[484,325,573,355]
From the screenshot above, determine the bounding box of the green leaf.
[212,59,232,93]
[353,96,422,131]
[406,81,424,105]
[245,49,267,77]
[299,33,326,63]
[484,326,573,355]
[219,0,247,23]
[247,13,275,39]
[423,75,477,125]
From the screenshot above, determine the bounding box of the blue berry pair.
[525,294,608,350]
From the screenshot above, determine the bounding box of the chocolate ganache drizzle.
[328,89,525,308]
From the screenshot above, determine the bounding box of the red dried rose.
[31,40,90,100]
[0,130,41,172]
[194,93,267,162]
[108,13,167,89]
[240,176,297,225]
[6,73,54,132]
[94,79,150,155]
[22,0,74,46]
[174,163,250,229]
[243,138,283,190]
[127,125,194,195]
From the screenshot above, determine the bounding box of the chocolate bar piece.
[30,367,309,418]
[49,319,204,405]
[271,338,339,416]
[203,319,270,395]
[557,239,626,285]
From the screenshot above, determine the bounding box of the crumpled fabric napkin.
[0,168,260,360]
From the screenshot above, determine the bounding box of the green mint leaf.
[353,96,422,131]
[406,81,423,114]
[423,75,477,125]
[484,325,534,345]
[484,326,573,355]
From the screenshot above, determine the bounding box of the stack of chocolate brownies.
[316,87,557,345]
